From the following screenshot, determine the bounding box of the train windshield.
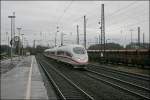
[73,47,86,54]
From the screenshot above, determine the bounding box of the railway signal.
[14,36,19,42]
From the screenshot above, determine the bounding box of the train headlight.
[75,57,81,61]
[78,58,81,61]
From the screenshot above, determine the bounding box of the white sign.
[14,36,19,42]
[100,52,103,57]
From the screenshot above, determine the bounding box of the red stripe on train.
[45,54,88,65]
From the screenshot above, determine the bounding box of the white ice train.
[44,44,88,68]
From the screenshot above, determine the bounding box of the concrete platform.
[1,55,57,99]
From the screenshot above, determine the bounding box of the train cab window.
[57,51,64,55]
[65,51,72,57]
[45,52,48,55]
[73,47,85,54]
[50,52,55,54]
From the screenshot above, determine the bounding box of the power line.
[83,2,148,30]
[105,1,148,29]
[65,1,142,30]
[106,1,137,18]
[72,16,83,22]
[65,2,100,25]
[108,10,148,27]
[107,19,148,32]
[56,1,73,25]
[81,1,147,30]
[85,1,137,22]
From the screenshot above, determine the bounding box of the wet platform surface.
[1,55,57,99]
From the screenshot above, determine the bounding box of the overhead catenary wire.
[62,1,100,27]
[52,1,148,47]
[74,1,143,30]
[108,10,148,27]
[106,1,138,18]
[107,19,148,32]
[87,1,145,28]
[86,1,138,24]
[56,1,73,25]
[59,1,145,29]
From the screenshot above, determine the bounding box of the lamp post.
[55,26,59,47]
[17,28,22,60]
[61,32,67,46]
[6,32,9,56]
[106,39,110,47]
[8,13,16,61]
[77,25,79,45]
[24,38,28,55]
[106,39,110,63]
[21,34,24,58]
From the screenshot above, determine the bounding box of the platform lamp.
[106,39,110,63]
[17,28,22,60]
[8,14,16,61]
[21,34,24,58]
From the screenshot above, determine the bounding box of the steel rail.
[38,56,94,100]
[36,57,66,100]
[86,69,150,100]
[89,64,150,81]
[86,69,150,92]
[42,60,94,100]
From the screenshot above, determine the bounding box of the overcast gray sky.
[1,1,149,48]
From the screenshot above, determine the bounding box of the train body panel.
[44,45,88,68]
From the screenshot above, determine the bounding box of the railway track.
[85,69,150,100]
[36,56,94,100]
[88,64,150,88]
[37,54,149,99]
[89,64,150,81]
[39,57,143,100]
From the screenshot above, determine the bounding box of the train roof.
[44,44,85,52]
[59,44,84,48]
[44,47,57,52]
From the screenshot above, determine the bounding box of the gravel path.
[0,57,20,74]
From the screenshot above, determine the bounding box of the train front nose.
[72,46,88,64]
[74,55,88,63]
